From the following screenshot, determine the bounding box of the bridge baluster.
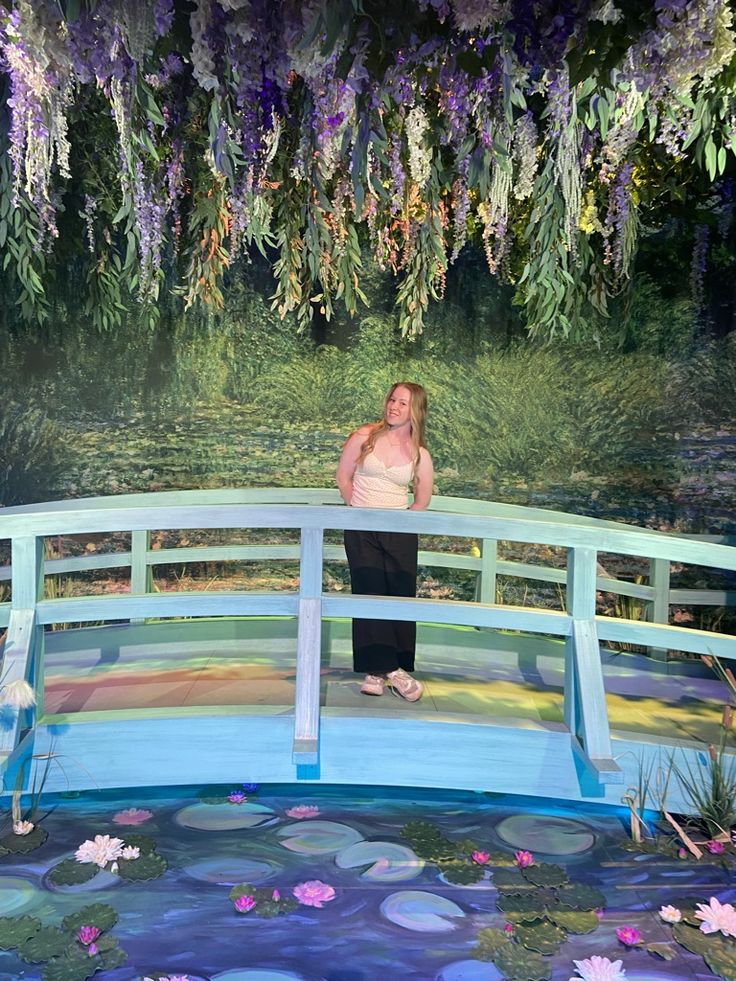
[0,536,45,759]
[648,558,671,662]
[293,526,324,769]
[565,546,622,785]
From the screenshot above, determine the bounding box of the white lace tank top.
[351,451,413,509]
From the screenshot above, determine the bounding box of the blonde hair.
[357,382,428,470]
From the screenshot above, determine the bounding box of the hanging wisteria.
[0,0,735,337]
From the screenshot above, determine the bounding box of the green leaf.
[62,904,118,934]
[0,915,42,950]
[48,859,99,887]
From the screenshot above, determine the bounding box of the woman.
[336,382,434,701]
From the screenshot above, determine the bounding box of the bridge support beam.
[293,528,323,768]
[565,547,622,786]
[0,536,44,760]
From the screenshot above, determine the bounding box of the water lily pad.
[18,924,69,963]
[211,972,306,980]
[380,890,465,932]
[495,814,595,855]
[277,821,363,855]
[44,863,120,894]
[335,841,424,881]
[437,960,504,981]
[184,856,278,885]
[174,802,278,831]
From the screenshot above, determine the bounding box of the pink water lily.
[293,879,336,908]
[514,850,534,868]
[228,791,248,804]
[705,839,725,854]
[272,888,280,901]
[471,850,490,865]
[78,925,100,946]
[88,942,99,956]
[286,804,320,819]
[112,807,153,826]
[615,925,642,946]
[234,894,257,913]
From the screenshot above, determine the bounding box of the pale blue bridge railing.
[0,488,734,800]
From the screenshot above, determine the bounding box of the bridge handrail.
[0,490,734,785]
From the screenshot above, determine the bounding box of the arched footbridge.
[0,489,734,812]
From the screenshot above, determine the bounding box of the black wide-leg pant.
[343,528,418,674]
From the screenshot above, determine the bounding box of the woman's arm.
[410,448,434,510]
[336,428,369,505]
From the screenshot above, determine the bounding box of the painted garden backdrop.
[0,0,735,539]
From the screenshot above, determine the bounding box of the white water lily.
[570,956,627,981]
[0,679,36,709]
[659,904,682,923]
[12,820,34,836]
[121,845,140,860]
[75,834,125,868]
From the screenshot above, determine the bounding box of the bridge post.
[0,536,44,758]
[293,526,324,767]
[130,530,152,624]
[476,538,498,604]
[565,546,622,785]
[648,558,670,663]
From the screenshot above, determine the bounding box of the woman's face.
[385,386,412,428]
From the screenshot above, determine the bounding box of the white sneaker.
[387,668,423,702]
[360,674,385,696]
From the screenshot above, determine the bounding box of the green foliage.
[42,947,99,981]
[493,943,552,981]
[0,402,70,506]
[670,738,736,839]
[116,833,157,855]
[18,926,69,963]
[0,826,48,855]
[492,868,533,892]
[61,905,118,934]
[0,905,124,981]
[475,927,511,959]
[440,861,486,885]
[705,944,736,981]
[556,884,606,911]
[521,864,569,889]
[546,909,599,934]
[117,851,167,881]
[400,819,463,862]
[228,882,298,917]
[513,919,567,955]
[0,915,42,949]
[48,860,99,887]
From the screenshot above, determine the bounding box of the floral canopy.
[0,0,734,338]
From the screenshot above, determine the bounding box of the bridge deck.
[9,617,722,813]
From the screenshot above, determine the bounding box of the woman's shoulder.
[418,445,433,463]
